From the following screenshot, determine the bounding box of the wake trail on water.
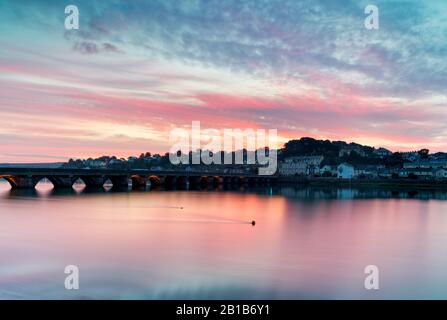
[83,216,250,224]
[4,197,253,224]
[184,212,250,224]
[4,196,183,209]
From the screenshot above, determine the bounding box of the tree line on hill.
[63,137,436,170]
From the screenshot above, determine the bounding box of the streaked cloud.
[0,0,446,162]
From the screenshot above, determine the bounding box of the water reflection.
[1,179,447,299]
[275,186,447,200]
[3,178,447,201]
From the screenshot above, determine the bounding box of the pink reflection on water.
[0,179,11,195]
[34,179,54,196]
[1,189,447,298]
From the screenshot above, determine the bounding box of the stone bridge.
[0,168,277,190]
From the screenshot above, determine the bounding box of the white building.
[279,156,324,176]
[337,163,354,179]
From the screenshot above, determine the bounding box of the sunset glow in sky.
[1,0,447,162]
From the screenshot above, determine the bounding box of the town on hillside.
[62,137,447,180]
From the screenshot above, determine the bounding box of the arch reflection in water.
[275,186,447,201]
[1,187,447,299]
[34,177,54,196]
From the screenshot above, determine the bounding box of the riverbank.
[277,177,447,189]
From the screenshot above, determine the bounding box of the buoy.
[251,220,256,226]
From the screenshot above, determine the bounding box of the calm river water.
[1,180,447,299]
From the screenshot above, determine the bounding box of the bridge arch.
[0,175,16,189]
[148,175,161,185]
[101,178,114,191]
[72,177,86,187]
[130,175,146,189]
[34,177,55,189]
[211,176,222,185]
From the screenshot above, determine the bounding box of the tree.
[383,152,404,168]
[418,149,429,159]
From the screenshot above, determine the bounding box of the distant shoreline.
[277,177,447,190]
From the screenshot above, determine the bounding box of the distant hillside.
[281,137,382,166]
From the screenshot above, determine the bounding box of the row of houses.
[335,163,447,179]
[403,160,447,169]
[277,156,366,178]
[278,156,324,176]
[279,156,447,179]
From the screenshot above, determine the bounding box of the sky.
[0,0,446,162]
